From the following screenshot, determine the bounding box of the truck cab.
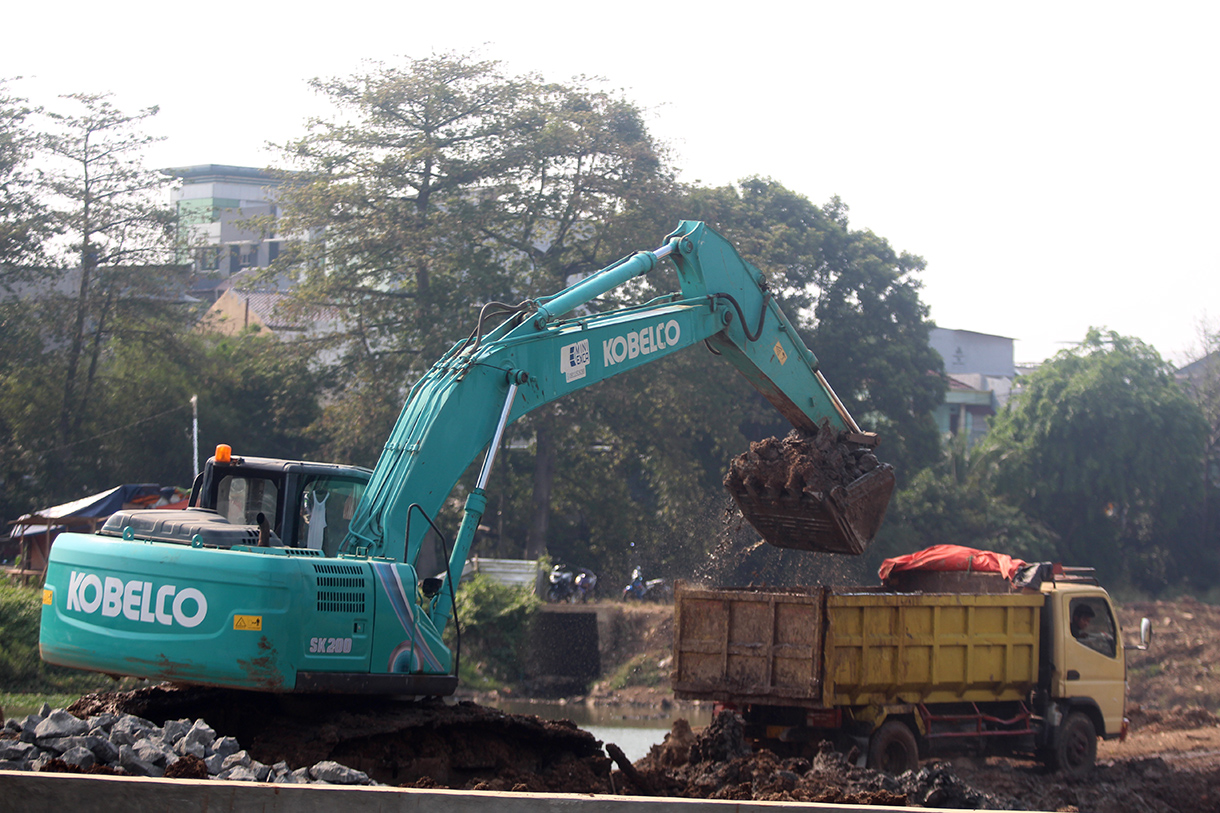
[1044,582,1129,741]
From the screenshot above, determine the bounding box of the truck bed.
[672,582,1043,709]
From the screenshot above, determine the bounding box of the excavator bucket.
[727,463,896,555]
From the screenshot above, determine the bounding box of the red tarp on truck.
[878,544,1027,582]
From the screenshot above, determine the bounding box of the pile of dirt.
[619,711,1012,809]
[723,424,878,496]
[1127,705,1219,733]
[949,752,1220,813]
[49,594,1220,810]
[1119,598,1220,715]
[69,685,610,791]
[617,711,1220,811]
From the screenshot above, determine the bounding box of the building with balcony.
[165,165,284,301]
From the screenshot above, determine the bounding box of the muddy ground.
[54,598,1220,811]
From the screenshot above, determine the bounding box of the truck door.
[1057,593,1126,736]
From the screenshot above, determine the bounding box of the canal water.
[492,700,715,763]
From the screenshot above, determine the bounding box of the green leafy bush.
[448,573,540,687]
[0,584,115,693]
[605,652,669,690]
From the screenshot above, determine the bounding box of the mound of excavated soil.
[47,595,1220,811]
[619,712,1011,809]
[68,685,610,791]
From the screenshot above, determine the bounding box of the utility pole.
[191,394,199,478]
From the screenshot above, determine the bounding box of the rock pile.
[0,705,372,785]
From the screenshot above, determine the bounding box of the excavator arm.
[38,220,892,695]
[345,221,893,634]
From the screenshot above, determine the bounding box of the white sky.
[6,1,1217,365]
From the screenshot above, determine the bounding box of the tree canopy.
[872,436,1060,569]
[977,328,1211,589]
[684,178,946,475]
[275,53,672,387]
[0,90,291,521]
[0,79,51,270]
[273,53,678,561]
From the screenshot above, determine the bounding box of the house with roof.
[199,269,339,341]
[928,328,1017,446]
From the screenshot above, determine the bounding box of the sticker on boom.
[234,615,262,631]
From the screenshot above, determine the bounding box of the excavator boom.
[38,221,892,694]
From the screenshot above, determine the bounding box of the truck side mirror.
[1136,617,1152,651]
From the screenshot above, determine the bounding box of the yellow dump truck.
[672,567,1149,774]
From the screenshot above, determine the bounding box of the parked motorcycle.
[547,565,598,603]
[622,567,672,603]
[573,569,597,603]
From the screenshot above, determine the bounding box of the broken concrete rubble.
[0,703,374,785]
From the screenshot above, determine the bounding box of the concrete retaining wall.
[1,770,940,813]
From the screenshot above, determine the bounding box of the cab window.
[1068,596,1117,657]
[296,476,367,556]
[217,475,279,530]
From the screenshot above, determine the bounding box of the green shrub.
[0,584,116,694]
[447,573,540,686]
[606,652,669,690]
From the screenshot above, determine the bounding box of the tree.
[40,93,178,445]
[1178,323,1220,572]
[277,52,525,370]
[685,178,946,476]
[275,53,673,561]
[0,78,52,271]
[977,329,1210,590]
[872,435,1059,568]
[461,78,674,559]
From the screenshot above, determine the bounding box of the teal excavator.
[39,221,894,694]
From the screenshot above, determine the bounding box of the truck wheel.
[1051,712,1097,775]
[868,720,919,774]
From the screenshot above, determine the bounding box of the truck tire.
[1050,711,1097,775]
[868,720,919,774]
